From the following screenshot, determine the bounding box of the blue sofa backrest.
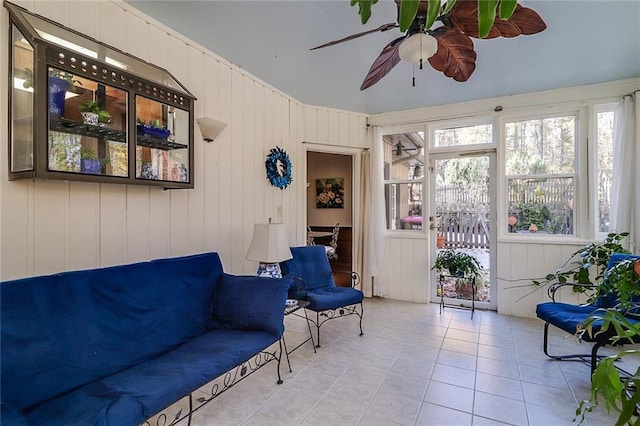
[1,252,223,412]
[280,246,335,291]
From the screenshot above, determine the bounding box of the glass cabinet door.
[11,24,34,172]
[135,96,190,183]
[47,67,128,177]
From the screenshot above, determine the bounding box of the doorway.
[306,151,354,285]
[429,151,497,310]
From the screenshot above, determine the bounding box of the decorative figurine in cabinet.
[6,2,195,189]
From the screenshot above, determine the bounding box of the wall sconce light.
[197,117,227,142]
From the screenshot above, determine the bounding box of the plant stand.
[438,273,476,319]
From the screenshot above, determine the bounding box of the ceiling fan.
[311,0,546,90]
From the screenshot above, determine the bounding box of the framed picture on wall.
[316,178,344,208]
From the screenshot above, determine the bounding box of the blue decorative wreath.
[265,146,292,190]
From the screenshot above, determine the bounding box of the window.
[505,114,576,235]
[383,131,424,230]
[434,123,493,147]
[595,106,616,235]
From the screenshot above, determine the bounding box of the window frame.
[591,102,619,241]
[381,124,427,235]
[497,106,588,240]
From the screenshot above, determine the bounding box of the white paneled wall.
[0,0,369,280]
[496,241,592,317]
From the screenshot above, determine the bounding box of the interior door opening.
[306,151,354,286]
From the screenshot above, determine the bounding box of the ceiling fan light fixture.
[398,33,438,67]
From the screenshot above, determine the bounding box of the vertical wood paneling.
[99,186,126,266]
[305,107,318,143]
[338,113,349,146]
[68,1,99,39]
[99,2,126,48]
[32,1,68,26]
[125,12,149,60]
[68,182,99,271]
[125,186,150,263]
[32,181,67,275]
[0,181,31,279]
[187,47,205,254]
[317,109,329,143]
[202,56,221,253]
[226,70,244,271]
[241,76,255,272]
[215,63,233,266]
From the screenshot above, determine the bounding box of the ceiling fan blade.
[446,2,546,39]
[428,26,476,82]
[360,36,405,90]
[310,22,398,50]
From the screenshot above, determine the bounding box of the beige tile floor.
[171,298,636,425]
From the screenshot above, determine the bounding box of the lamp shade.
[196,117,227,142]
[398,33,438,65]
[246,223,292,263]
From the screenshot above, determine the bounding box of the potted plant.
[23,68,82,116]
[79,100,112,126]
[432,248,482,279]
[137,118,170,139]
[528,232,632,302]
[574,256,640,425]
[79,149,105,174]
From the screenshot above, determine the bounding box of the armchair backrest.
[594,253,640,308]
[280,245,336,291]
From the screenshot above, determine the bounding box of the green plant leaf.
[499,0,517,19]
[477,0,498,38]
[399,0,420,32]
[425,0,441,30]
[442,0,456,14]
[352,0,378,25]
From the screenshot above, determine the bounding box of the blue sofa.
[1,252,291,426]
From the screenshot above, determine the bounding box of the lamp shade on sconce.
[399,33,438,66]
[197,117,227,142]
[246,223,292,278]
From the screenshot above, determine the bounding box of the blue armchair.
[536,253,640,373]
[280,246,364,347]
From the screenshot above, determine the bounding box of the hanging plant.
[265,146,293,190]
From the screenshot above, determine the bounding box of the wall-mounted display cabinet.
[6,1,196,189]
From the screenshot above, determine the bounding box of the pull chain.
[412,64,415,87]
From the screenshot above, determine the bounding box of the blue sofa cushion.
[1,252,223,412]
[306,287,364,311]
[209,273,290,336]
[280,246,334,291]
[24,329,279,426]
[0,401,29,426]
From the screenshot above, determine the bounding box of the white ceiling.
[126,0,640,114]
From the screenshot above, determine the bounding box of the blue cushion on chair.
[280,246,334,291]
[536,302,599,337]
[306,287,364,311]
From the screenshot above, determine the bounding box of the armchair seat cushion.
[306,287,364,311]
[536,302,599,337]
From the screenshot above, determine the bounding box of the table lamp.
[246,220,292,278]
